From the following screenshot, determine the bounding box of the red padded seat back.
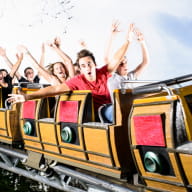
[133,114,165,147]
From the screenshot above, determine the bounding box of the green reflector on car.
[23,121,32,135]
[144,151,162,173]
[61,126,73,143]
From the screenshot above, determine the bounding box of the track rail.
[0,145,138,192]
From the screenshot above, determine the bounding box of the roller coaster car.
[0,83,50,145]
[129,75,192,192]
[0,87,22,144]
[3,75,192,192]
[20,87,137,179]
[19,85,55,151]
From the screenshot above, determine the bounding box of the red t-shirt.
[66,65,111,113]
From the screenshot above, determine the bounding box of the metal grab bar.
[132,83,173,96]
[120,80,159,94]
[5,98,12,110]
[16,82,51,90]
[120,73,192,95]
[121,80,158,84]
[18,82,44,89]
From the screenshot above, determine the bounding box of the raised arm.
[0,47,13,69]
[0,47,22,79]
[9,53,23,78]
[107,23,135,73]
[17,45,60,85]
[104,20,121,64]
[132,28,150,77]
[47,37,75,79]
[39,43,45,71]
[78,39,87,49]
[8,82,70,104]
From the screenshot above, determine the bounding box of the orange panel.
[39,123,58,144]
[145,180,187,192]
[24,140,42,150]
[179,153,192,184]
[0,111,6,129]
[43,144,60,153]
[60,147,86,159]
[84,128,110,155]
[88,154,112,165]
[0,129,7,136]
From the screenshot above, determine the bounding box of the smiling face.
[1,70,8,77]
[53,62,66,79]
[25,68,34,81]
[116,56,128,76]
[79,56,96,81]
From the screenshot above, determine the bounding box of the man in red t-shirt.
[8,23,135,121]
[66,49,111,117]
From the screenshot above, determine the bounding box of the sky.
[0,0,191,81]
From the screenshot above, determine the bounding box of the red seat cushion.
[133,114,165,146]
[22,100,36,119]
[59,101,79,123]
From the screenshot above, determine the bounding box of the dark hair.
[73,62,79,67]
[0,68,8,74]
[76,49,96,67]
[24,67,34,77]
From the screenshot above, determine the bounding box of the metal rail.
[121,74,192,95]
[132,83,173,96]
[53,165,136,192]
[0,145,138,192]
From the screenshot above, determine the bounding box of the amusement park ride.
[0,74,192,192]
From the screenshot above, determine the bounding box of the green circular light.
[23,121,32,135]
[61,126,73,143]
[144,151,162,173]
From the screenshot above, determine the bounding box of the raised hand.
[16,52,24,61]
[7,93,26,105]
[79,39,87,49]
[0,47,6,56]
[17,45,29,54]
[47,37,61,49]
[41,43,45,53]
[126,23,135,42]
[134,28,145,42]
[111,20,121,36]
[54,37,61,48]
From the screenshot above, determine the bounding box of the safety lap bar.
[17,82,50,89]
[4,98,12,110]
[132,83,173,96]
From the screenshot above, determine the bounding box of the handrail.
[121,80,158,84]
[132,83,173,96]
[15,82,51,90]
[18,82,43,89]
[120,80,158,94]
[0,145,137,192]
[4,98,12,110]
[121,74,192,95]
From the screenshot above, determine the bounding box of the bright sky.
[0,0,191,81]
